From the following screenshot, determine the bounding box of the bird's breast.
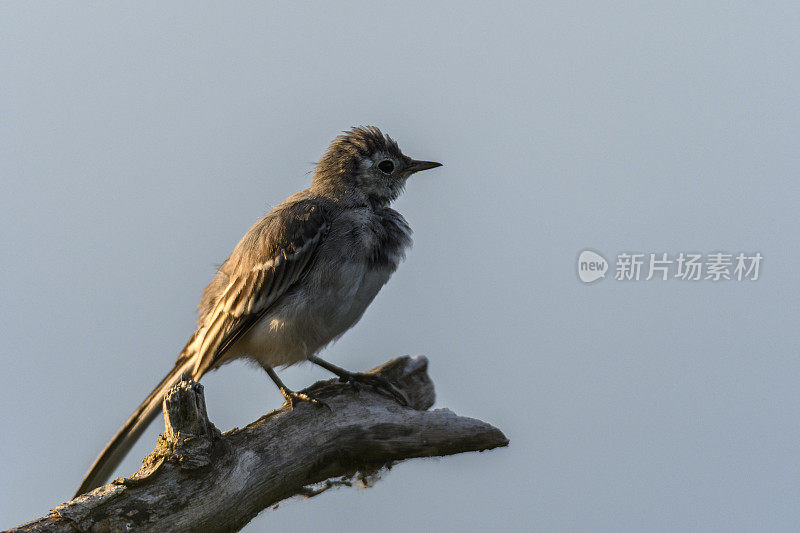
[235,208,412,368]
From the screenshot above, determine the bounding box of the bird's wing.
[187,201,329,377]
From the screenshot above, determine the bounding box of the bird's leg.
[263,365,329,410]
[308,355,409,406]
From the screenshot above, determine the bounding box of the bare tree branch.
[11,356,508,533]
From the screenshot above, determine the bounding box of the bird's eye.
[377,160,395,174]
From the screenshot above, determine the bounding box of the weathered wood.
[10,356,508,533]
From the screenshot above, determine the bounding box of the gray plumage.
[75,126,441,496]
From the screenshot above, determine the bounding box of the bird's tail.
[73,356,197,498]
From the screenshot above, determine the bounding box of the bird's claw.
[280,388,331,411]
[339,372,409,406]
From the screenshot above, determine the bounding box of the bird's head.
[311,126,442,206]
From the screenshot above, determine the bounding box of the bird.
[74,126,442,497]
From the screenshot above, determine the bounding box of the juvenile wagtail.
[75,126,441,496]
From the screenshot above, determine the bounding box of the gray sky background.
[2,3,800,531]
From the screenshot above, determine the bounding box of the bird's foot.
[280,388,330,411]
[339,372,409,406]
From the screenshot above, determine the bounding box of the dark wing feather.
[188,199,329,377]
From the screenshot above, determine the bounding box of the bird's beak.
[405,160,443,174]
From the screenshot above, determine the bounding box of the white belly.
[230,259,394,368]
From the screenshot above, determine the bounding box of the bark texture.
[10,356,508,533]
